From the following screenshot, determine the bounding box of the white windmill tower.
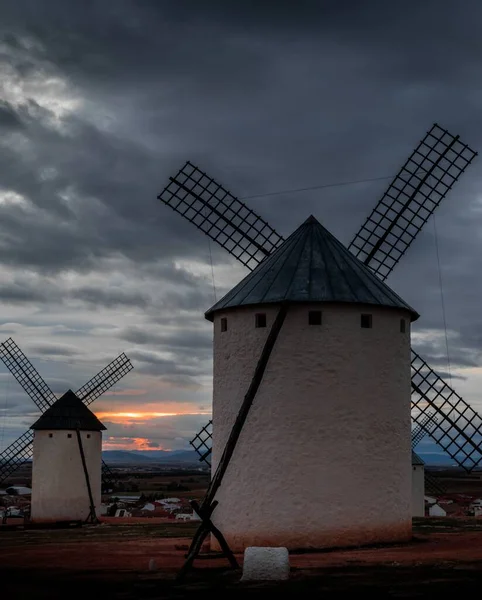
[204,215,419,550]
[30,389,106,524]
[157,123,478,577]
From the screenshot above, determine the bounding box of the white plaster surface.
[411,465,425,517]
[211,302,413,551]
[31,429,102,522]
[241,546,290,581]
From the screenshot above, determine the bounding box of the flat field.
[2,518,482,598]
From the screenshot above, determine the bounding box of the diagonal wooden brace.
[191,500,238,569]
[176,304,289,582]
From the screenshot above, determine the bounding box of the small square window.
[361,314,372,329]
[255,313,266,328]
[400,318,406,333]
[220,317,227,332]
[67,433,72,438]
[87,434,91,439]
[48,433,53,438]
[308,311,322,326]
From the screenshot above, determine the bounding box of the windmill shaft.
[168,178,271,257]
[363,135,460,266]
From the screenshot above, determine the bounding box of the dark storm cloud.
[0,101,23,130]
[1,0,482,450]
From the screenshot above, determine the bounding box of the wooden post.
[75,428,98,524]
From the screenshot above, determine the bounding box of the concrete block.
[241,546,290,581]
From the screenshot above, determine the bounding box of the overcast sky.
[1,0,482,461]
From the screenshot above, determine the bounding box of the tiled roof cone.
[205,215,419,321]
[30,389,106,431]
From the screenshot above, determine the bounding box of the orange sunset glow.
[95,410,211,423]
[102,436,170,451]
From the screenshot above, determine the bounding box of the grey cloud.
[73,286,150,309]
[0,281,51,303]
[0,101,24,129]
[121,325,211,351]
[1,0,482,444]
[127,347,208,386]
[28,342,78,357]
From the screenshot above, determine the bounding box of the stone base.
[241,547,290,581]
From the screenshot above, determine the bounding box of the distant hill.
[102,449,200,465]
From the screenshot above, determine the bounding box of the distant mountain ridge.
[102,449,199,465]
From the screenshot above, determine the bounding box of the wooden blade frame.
[189,419,212,465]
[411,350,482,471]
[0,338,56,412]
[76,353,133,406]
[0,430,34,483]
[349,123,477,281]
[158,161,284,270]
[411,411,437,448]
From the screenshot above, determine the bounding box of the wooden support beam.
[176,303,289,582]
[75,428,98,524]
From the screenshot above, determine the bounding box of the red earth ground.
[2,518,482,597]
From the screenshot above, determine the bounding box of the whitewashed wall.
[31,429,102,522]
[211,302,413,551]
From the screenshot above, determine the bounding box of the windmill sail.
[348,123,477,281]
[0,430,34,483]
[411,411,437,448]
[0,338,57,411]
[411,350,482,470]
[76,353,133,406]
[0,342,133,485]
[190,419,212,465]
[158,161,284,270]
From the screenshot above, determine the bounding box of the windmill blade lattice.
[158,161,284,270]
[425,473,446,496]
[411,411,437,448]
[76,353,133,406]
[0,430,34,483]
[190,419,212,466]
[349,123,477,281]
[0,338,56,412]
[411,350,482,471]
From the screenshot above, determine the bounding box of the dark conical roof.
[205,215,419,321]
[30,389,106,431]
